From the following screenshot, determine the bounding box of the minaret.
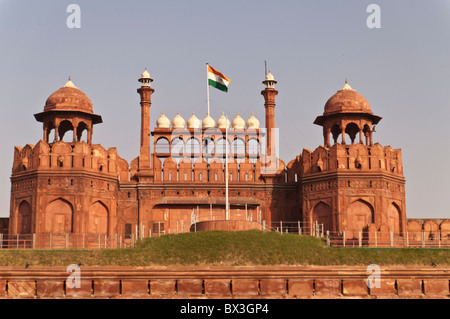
[261,71,278,159]
[137,68,154,172]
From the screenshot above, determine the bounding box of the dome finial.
[340,79,354,91]
[62,76,77,88]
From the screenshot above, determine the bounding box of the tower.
[10,78,121,242]
[261,71,278,159]
[136,68,155,180]
[301,81,406,236]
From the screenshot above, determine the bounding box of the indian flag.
[207,65,231,92]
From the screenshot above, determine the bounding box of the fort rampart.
[0,265,448,299]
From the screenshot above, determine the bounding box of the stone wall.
[0,266,448,299]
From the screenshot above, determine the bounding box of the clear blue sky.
[1,0,449,219]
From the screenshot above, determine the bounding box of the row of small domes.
[156,112,260,129]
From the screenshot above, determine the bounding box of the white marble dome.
[187,112,200,129]
[231,113,245,129]
[217,112,230,129]
[202,113,216,129]
[141,68,151,79]
[172,112,185,129]
[156,112,170,128]
[246,112,260,129]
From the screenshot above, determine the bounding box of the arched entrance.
[88,201,109,234]
[387,203,402,233]
[18,201,32,234]
[44,199,73,233]
[347,200,374,231]
[312,202,332,232]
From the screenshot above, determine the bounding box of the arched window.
[77,122,89,142]
[59,120,75,142]
[216,138,229,156]
[202,137,215,156]
[171,137,185,156]
[232,138,245,155]
[186,137,200,156]
[247,138,260,155]
[345,123,360,145]
[155,137,170,153]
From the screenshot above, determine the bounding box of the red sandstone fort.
[4,68,448,248]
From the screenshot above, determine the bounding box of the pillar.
[261,88,278,158]
[137,85,154,170]
[341,126,346,144]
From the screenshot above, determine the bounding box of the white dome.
[231,113,245,129]
[172,112,185,129]
[217,112,230,129]
[187,112,200,129]
[202,113,216,129]
[141,68,151,79]
[156,112,170,128]
[246,112,260,129]
[265,72,275,81]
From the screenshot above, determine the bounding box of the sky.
[0,0,450,219]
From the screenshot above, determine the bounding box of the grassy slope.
[0,230,449,267]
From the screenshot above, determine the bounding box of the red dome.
[44,85,93,114]
[323,82,372,116]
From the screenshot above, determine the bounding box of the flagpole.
[225,115,229,220]
[206,63,210,115]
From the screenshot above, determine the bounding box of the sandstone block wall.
[0,266,448,299]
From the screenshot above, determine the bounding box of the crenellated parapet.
[12,140,130,181]
[301,143,404,176]
[151,156,290,184]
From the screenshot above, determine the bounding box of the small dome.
[231,113,245,129]
[44,78,93,114]
[141,68,151,79]
[156,112,170,128]
[323,81,372,115]
[246,112,260,129]
[187,112,200,129]
[202,113,216,129]
[265,72,275,81]
[172,112,185,129]
[217,112,230,129]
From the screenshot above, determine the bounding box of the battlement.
[300,142,403,177]
[12,140,130,182]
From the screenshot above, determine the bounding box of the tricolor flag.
[207,65,231,92]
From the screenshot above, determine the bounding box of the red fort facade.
[8,69,411,242]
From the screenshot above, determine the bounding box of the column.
[325,128,331,147]
[341,126,346,144]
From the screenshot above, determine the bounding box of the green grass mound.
[0,230,449,267]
